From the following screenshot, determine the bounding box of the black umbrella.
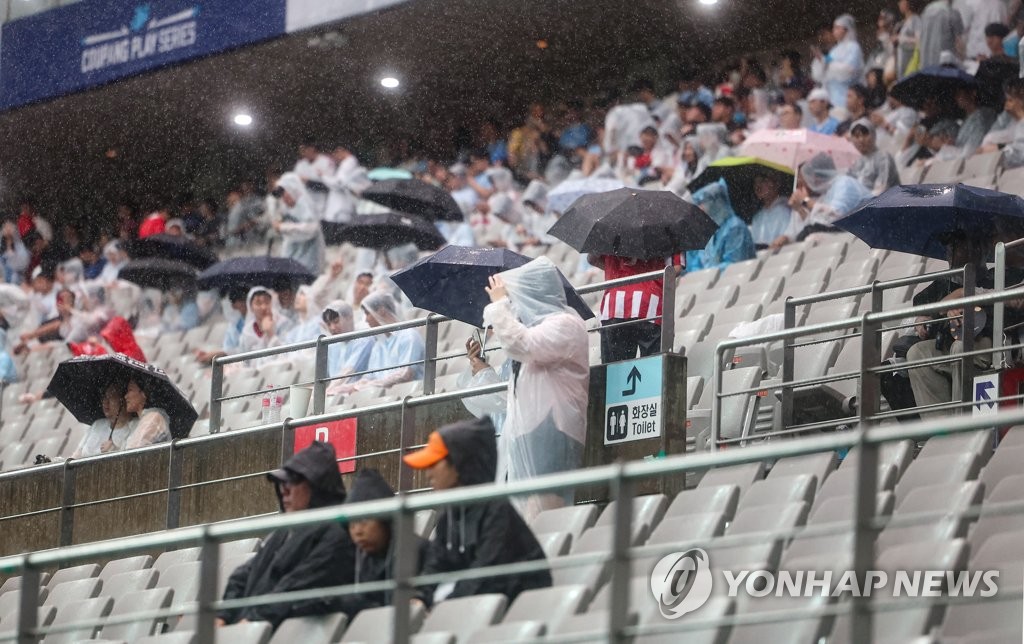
[391,246,595,327]
[547,187,719,260]
[48,354,197,439]
[890,65,976,111]
[361,179,463,222]
[197,256,316,292]
[687,156,795,221]
[325,212,446,250]
[118,259,197,291]
[126,234,218,269]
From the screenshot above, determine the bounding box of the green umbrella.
[688,156,795,222]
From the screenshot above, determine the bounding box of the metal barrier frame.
[2,407,1023,643]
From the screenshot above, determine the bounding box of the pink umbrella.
[739,129,861,171]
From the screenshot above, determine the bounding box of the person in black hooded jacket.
[403,416,551,602]
[339,469,435,616]
[216,441,356,629]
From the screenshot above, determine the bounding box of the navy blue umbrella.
[196,256,316,291]
[391,246,595,327]
[889,65,977,111]
[834,183,1024,260]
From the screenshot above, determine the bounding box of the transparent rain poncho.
[275,172,326,274]
[482,256,589,520]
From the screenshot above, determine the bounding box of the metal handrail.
[1,407,1022,643]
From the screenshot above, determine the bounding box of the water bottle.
[268,385,282,424]
[261,387,271,424]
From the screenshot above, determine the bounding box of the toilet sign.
[605,355,663,445]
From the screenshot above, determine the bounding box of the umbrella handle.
[266,239,274,257]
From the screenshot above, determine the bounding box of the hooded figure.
[98,241,129,285]
[482,256,589,519]
[404,417,552,602]
[274,172,326,275]
[323,154,371,224]
[812,14,865,109]
[783,152,871,242]
[341,291,424,392]
[219,441,355,629]
[685,179,756,272]
[320,300,374,388]
[339,469,435,616]
[237,286,295,364]
[847,119,900,197]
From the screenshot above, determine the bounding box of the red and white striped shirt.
[598,254,682,324]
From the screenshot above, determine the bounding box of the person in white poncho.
[272,172,326,275]
[483,256,589,520]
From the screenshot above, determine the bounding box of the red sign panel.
[294,418,358,474]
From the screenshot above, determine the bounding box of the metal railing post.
[781,297,797,430]
[209,358,224,434]
[280,418,296,465]
[16,560,39,644]
[422,315,439,396]
[59,461,75,547]
[398,400,415,492]
[710,346,723,452]
[959,264,977,408]
[195,528,219,644]
[607,464,634,644]
[391,498,418,644]
[165,441,183,531]
[994,242,1007,368]
[660,266,676,354]
[312,335,329,415]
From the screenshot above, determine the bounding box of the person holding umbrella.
[847,119,900,197]
[123,378,172,449]
[483,256,589,519]
[685,179,756,272]
[271,173,326,275]
[70,381,132,458]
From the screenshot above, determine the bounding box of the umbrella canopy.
[118,259,197,291]
[48,354,197,439]
[688,156,795,221]
[126,234,218,269]
[890,65,976,111]
[360,179,463,222]
[367,167,414,181]
[391,246,595,327]
[739,128,861,171]
[197,256,316,292]
[324,212,446,250]
[546,177,625,214]
[547,188,718,260]
[834,183,1024,260]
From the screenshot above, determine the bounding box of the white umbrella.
[546,177,625,214]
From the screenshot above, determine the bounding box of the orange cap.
[402,431,449,469]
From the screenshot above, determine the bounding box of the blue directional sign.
[973,373,1000,416]
[605,355,663,445]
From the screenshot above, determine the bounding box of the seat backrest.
[595,494,669,534]
[46,563,99,589]
[895,452,982,504]
[152,548,202,578]
[43,596,113,644]
[727,501,809,536]
[697,460,766,496]
[158,561,203,605]
[269,612,348,644]
[420,594,508,641]
[220,538,261,560]
[466,620,545,643]
[103,569,159,599]
[917,431,993,462]
[534,531,572,559]
[340,603,426,643]
[98,556,154,584]
[738,474,817,510]
[503,584,589,625]
[42,578,101,608]
[665,484,739,520]
[215,620,273,644]
[530,504,599,542]
[100,587,173,641]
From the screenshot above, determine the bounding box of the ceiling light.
[233,113,253,126]
[380,77,400,89]
[699,0,719,4]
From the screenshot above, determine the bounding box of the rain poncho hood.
[269,441,347,511]
[801,152,841,195]
[692,178,736,225]
[496,256,573,327]
[347,468,395,504]
[361,290,400,326]
[520,180,549,212]
[276,172,326,274]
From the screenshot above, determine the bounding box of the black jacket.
[219,442,357,628]
[339,469,434,616]
[422,417,552,601]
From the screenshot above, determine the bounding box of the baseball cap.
[403,431,449,469]
[266,467,302,484]
[808,88,830,103]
